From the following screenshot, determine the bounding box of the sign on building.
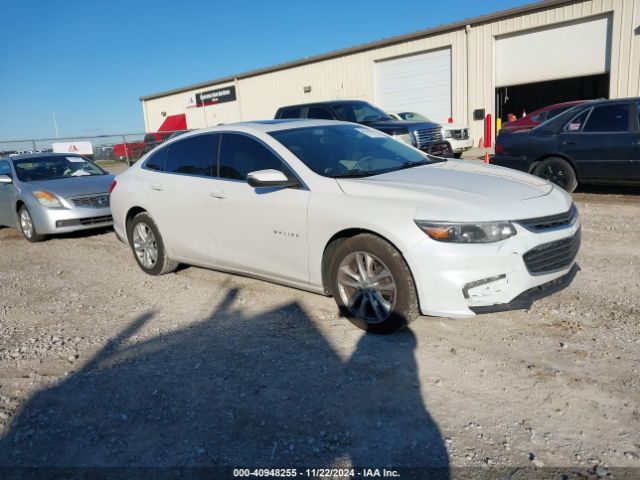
[193,86,237,107]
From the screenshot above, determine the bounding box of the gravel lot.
[0,169,638,475]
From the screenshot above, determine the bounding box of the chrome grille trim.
[516,204,578,232]
[413,127,444,148]
[72,194,111,208]
[523,228,581,274]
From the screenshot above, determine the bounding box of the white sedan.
[110,120,580,333]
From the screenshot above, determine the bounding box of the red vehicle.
[500,100,587,134]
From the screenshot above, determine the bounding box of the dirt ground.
[0,176,638,476]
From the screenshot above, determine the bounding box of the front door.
[0,160,16,227]
[558,101,636,182]
[208,132,310,284]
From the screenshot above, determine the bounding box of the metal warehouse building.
[140,0,640,143]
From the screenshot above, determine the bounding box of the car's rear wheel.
[329,233,419,334]
[18,206,45,242]
[128,212,178,275]
[534,157,578,192]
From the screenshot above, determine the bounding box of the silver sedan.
[0,153,114,242]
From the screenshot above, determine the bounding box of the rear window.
[307,106,334,120]
[278,107,303,119]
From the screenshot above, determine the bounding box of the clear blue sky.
[0,0,533,140]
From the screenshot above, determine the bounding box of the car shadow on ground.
[0,288,449,478]
[470,264,580,315]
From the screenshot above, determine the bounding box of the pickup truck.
[274,100,453,157]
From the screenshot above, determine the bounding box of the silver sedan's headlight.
[33,190,64,208]
[415,220,517,243]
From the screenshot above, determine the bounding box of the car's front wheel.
[18,205,45,242]
[329,234,419,334]
[534,157,578,192]
[128,212,178,275]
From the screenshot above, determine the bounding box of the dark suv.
[275,100,453,156]
[492,98,640,192]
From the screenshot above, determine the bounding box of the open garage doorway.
[495,73,610,123]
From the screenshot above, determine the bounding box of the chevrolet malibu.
[0,153,114,242]
[110,120,580,333]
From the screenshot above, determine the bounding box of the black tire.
[18,205,46,242]
[329,233,419,334]
[533,157,578,192]
[127,212,178,275]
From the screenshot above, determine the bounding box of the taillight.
[495,143,505,154]
[109,180,117,194]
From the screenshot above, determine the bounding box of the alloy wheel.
[132,222,158,269]
[336,251,397,324]
[541,164,568,189]
[20,209,33,239]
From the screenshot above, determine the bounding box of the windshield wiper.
[397,160,432,170]
[330,170,375,178]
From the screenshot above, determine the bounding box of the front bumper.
[447,137,474,153]
[29,204,113,234]
[419,142,454,157]
[405,219,581,318]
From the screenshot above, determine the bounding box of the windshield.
[330,102,391,123]
[399,112,430,121]
[270,124,443,178]
[13,155,106,182]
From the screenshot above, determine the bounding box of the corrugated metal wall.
[143,0,640,142]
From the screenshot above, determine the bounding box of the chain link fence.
[0,130,191,166]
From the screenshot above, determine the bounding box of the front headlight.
[442,128,452,139]
[415,220,517,243]
[391,130,416,146]
[33,190,64,208]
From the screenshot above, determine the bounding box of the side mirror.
[0,175,12,184]
[247,169,298,188]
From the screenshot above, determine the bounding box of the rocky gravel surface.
[0,188,638,476]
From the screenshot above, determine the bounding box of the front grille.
[517,204,578,231]
[72,194,110,208]
[523,228,581,274]
[413,127,444,148]
[79,215,113,226]
[450,129,469,140]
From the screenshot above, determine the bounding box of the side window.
[219,133,285,181]
[278,107,302,119]
[165,133,218,176]
[0,160,11,176]
[583,104,630,132]
[307,106,335,120]
[637,101,640,126]
[530,113,543,122]
[546,106,570,120]
[565,109,591,132]
[145,147,168,171]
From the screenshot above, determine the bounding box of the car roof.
[5,152,83,162]
[277,99,370,110]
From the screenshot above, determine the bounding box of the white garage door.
[495,16,611,87]
[375,48,451,123]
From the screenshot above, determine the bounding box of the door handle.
[150,184,163,191]
[208,191,226,199]
[562,140,576,145]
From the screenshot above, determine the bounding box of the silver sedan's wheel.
[132,222,158,269]
[337,251,397,324]
[18,205,45,242]
[20,209,33,239]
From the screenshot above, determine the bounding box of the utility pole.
[52,111,59,138]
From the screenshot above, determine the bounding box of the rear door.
[558,101,635,182]
[144,133,219,264]
[634,101,640,180]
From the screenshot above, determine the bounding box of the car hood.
[22,174,114,198]
[336,160,561,221]
[443,123,468,130]
[366,119,439,130]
